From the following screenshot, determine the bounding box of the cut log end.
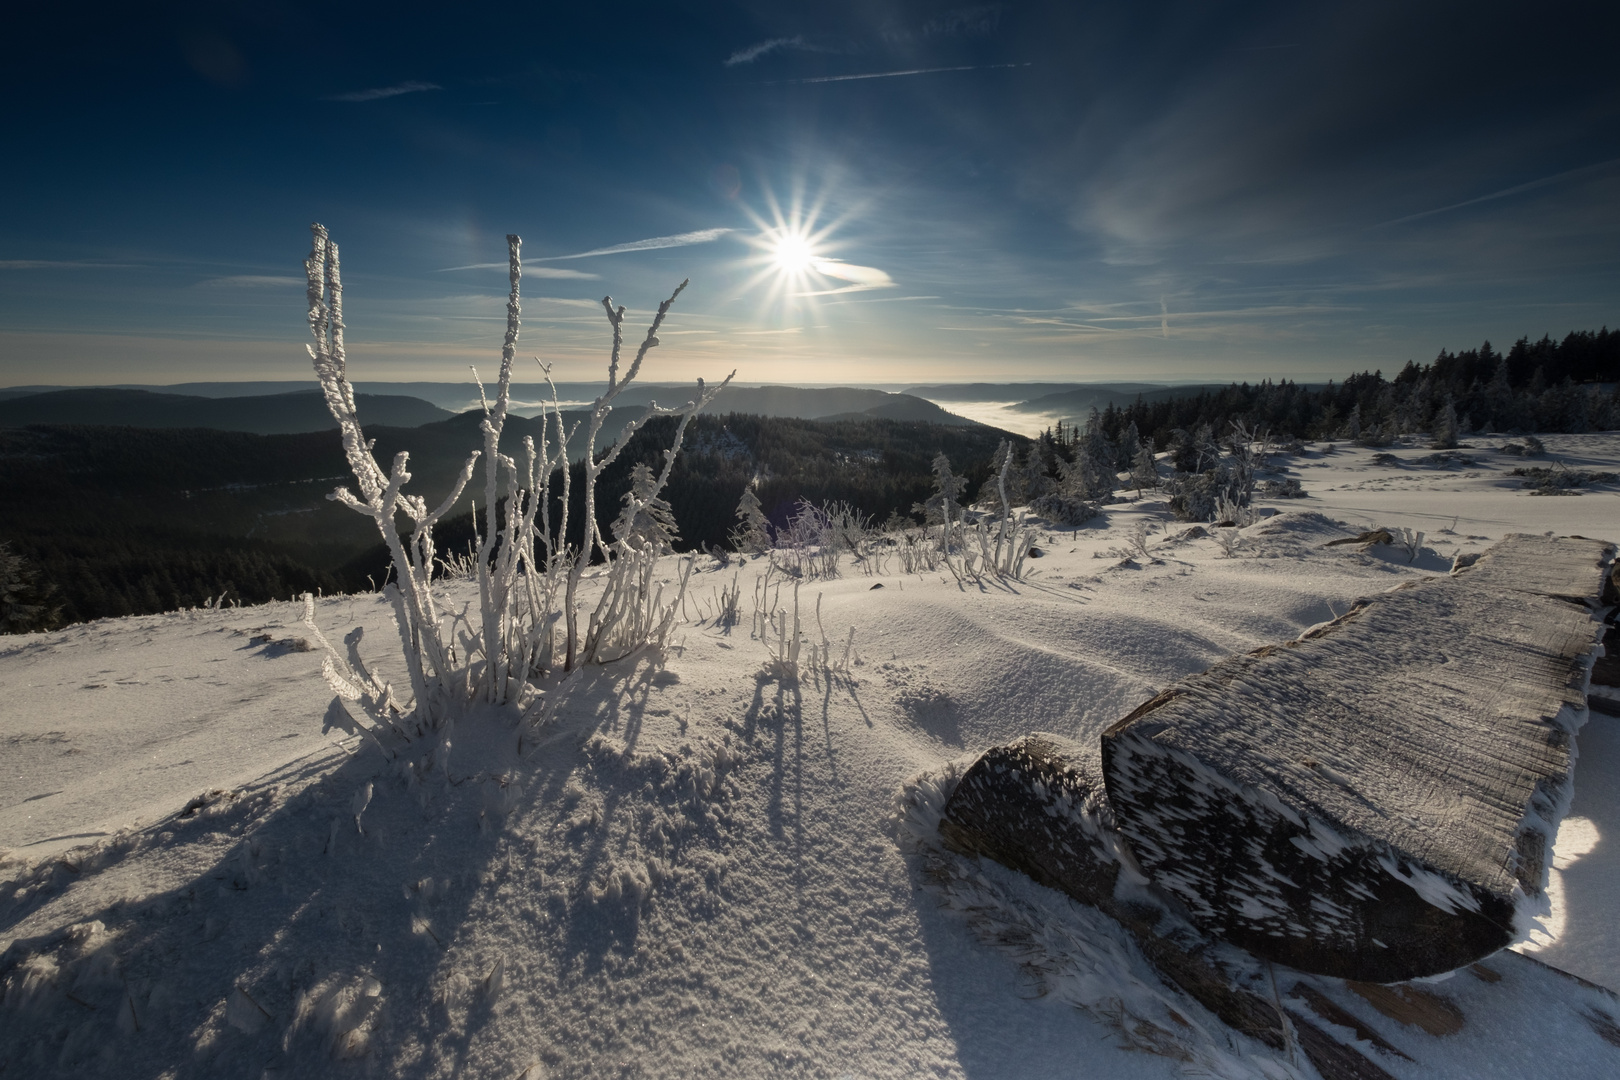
[940,733,1123,910]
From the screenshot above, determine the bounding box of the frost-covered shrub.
[1257,477,1304,498]
[774,500,840,579]
[1513,462,1619,493]
[1394,527,1425,562]
[1104,521,1156,562]
[302,224,731,743]
[1027,492,1097,525]
[1162,468,1227,522]
[1500,435,1546,457]
[1414,451,1475,468]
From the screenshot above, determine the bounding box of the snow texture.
[3,433,1620,1077]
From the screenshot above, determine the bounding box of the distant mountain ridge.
[0,383,984,432]
[0,388,453,435]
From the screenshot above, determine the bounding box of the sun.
[736,181,865,317]
[770,230,818,274]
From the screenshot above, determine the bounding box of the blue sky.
[2,1,1617,387]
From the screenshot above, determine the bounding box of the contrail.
[778,62,1029,84]
[327,81,440,103]
[1374,157,1620,228]
[534,228,735,261]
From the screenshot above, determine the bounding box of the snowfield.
[3,433,1618,1079]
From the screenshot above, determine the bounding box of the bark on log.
[1100,534,1616,982]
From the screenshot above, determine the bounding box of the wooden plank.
[1099,535,1615,981]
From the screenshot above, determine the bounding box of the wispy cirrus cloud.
[0,260,135,270]
[724,36,807,67]
[534,228,735,261]
[882,4,1003,43]
[437,264,601,279]
[326,80,441,103]
[196,275,304,287]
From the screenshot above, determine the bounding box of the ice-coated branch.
[302,223,729,739]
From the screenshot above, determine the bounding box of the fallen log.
[937,727,1620,1077]
[1100,534,1616,982]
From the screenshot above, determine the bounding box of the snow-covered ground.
[2,433,1617,1078]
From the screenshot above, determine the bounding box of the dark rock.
[938,734,1397,1073]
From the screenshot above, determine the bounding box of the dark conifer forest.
[1092,330,1620,448]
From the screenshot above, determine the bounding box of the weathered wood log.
[1100,534,1616,982]
[935,726,1620,1076]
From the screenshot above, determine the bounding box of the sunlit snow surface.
[2,433,1618,1078]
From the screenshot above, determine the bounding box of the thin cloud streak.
[534,228,735,261]
[777,62,1029,84]
[327,81,441,103]
[197,275,304,287]
[724,37,805,66]
[1374,158,1620,228]
[437,263,600,278]
[0,260,136,270]
[820,294,940,306]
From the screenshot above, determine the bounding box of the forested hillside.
[0,413,1014,627]
[1092,330,1620,448]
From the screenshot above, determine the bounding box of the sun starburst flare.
[738,185,895,318]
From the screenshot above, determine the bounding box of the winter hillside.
[3,433,1619,1079]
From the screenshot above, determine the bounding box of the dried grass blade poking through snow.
[304,223,733,740]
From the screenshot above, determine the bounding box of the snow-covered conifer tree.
[1019,442,1053,501]
[1432,395,1460,449]
[1130,441,1159,494]
[612,462,680,555]
[731,485,772,553]
[1117,421,1142,471]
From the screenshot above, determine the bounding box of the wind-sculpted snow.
[3,437,1620,1077]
